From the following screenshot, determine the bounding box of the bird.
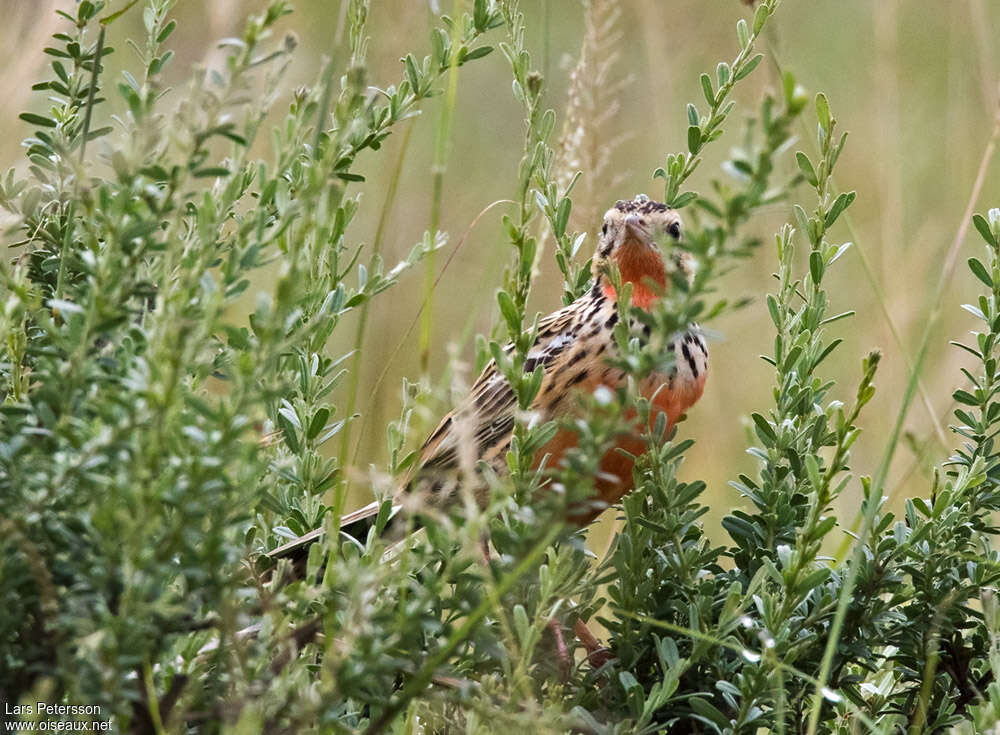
[270,193,708,567]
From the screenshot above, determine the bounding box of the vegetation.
[2,1,1000,733]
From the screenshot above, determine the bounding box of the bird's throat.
[601,242,667,310]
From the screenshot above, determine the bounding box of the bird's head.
[593,194,687,309]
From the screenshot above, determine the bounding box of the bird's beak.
[624,214,653,247]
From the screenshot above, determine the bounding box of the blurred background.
[5,0,1000,551]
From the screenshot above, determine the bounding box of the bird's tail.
[266,500,404,575]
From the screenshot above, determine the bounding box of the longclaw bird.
[269,194,708,661]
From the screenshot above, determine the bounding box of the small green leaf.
[690,697,731,729]
[669,191,698,208]
[307,407,331,441]
[811,516,837,541]
[497,291,520,332]
[700,73,715,107]
[961,303,986,320]
[473,0,489,31]
[716,61,731,88]
[78,1,96,21]
[554,197,571,237]
[796,152,818,187]
[809,250,824,284]
[404,54,420,94]
[953,389,979,407]
[722,514,758,544]
[783,70,796,105]
[52,61,69,84]
[798,567,831,593]
[156,19,177,43]
[121,220,159,242]
[687,103,698,126]
[734,53,763,81]
[687,125,702,154]
[820,311,855,326]
[736,18,750,48]
[793,204,810,234]
[276,414,300,454]
[216,128,248,146]
[461,45,493,63]
[752,2,769,34]
[193,167,231,178]
[85,126,112,142]
[816,92,832,133]
[973,213,997,247]
[19,112,57,128]
[968,257,994,288]
[804,454,822,491]
[751,413,776,443]
[100,0,140,26]
[950,340,982,360]
[766,294,781,328]
[824,191,855,228]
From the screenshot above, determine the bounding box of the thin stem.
[842,205,950,451]
[312,58,337,157]
[338,119,415,488]
[79,26,105,163]
[419,0,464,373]
[806,101,1000,733]
[142,660,166,735]
[873,94,1000,493]
[908,593,957,735]
[542,0,550,86]
[771,49,949,452]
[362,523,561,735]
[350,199,515,473]
[54,203,73,302]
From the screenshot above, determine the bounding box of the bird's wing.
[267,295,605,563]
[411,301,588,488]
[268,500,385,561]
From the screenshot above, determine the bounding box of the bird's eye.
[668,222,681,239]
[602,223,609,235]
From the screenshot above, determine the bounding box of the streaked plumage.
[270,195,707,559]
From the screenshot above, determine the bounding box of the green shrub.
[2,1,1000,733]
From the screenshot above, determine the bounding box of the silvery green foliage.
[0,0,511,728]
[3,1,1000,733]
